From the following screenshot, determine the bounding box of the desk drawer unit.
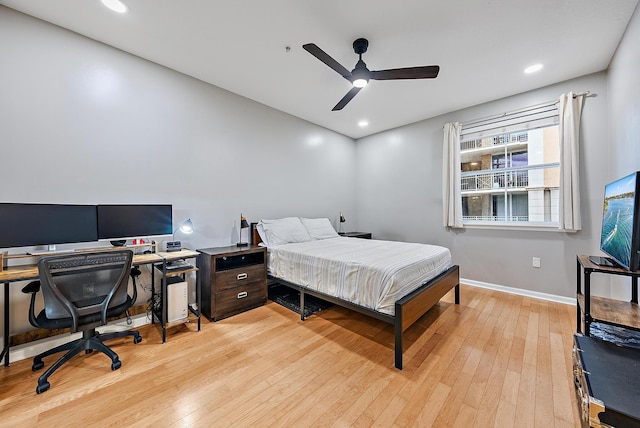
[197,246,267,321]
[215,264,265,292]
[215,281,266,319]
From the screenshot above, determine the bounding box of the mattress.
[267,237,452,315]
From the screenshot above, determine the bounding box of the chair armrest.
[129,267,141,304]
[22,281,42,328]
[22,281,41,294]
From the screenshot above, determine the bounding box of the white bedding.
[268,237,452,316]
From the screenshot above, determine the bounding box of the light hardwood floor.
[0,285,580,427]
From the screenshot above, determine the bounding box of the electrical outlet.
[532,257,541,268]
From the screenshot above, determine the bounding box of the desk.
[0,249,200,367]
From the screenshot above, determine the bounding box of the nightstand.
[338,232,372,239]
[197,245,267,321]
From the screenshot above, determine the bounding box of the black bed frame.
[251,224,460,369]
[269,265,460,369]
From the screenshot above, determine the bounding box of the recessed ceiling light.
[524,63,543,74]
[101,0,127,13]
[358,120,369,127]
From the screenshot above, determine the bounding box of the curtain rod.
[460,91,591,129]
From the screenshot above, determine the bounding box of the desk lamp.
[339,212,346,234]
[237,214,249,247]
[166,218,194,252]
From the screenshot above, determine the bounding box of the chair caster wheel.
[133,336,142,344]
[111,360,121,370]
[32,361,44,371]
[36,382,50,394]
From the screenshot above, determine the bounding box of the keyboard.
[50,255,129,270]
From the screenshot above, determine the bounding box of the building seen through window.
[460,126,560,224]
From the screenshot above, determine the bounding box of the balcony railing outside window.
[461,170,529,192]
[460,132,528,152]
[463,215,530,222]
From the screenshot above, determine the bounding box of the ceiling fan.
[302,38,440,111]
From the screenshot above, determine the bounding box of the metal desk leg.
[196,269,201,332]
[1,282,9,367]
[150,268,156,325]
[161,261,167,343]
[632,276,638,304]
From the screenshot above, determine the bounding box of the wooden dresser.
[197,245,267,321]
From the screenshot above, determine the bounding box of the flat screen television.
[0,203,98,249]
[97,204,172,240]
[594,171,640,271]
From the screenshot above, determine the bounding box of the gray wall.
[0,7,355,334]
[609,2,640,188]
[607,2,640,298]
[355,73,610,299]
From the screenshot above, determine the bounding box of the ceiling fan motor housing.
[353,38,369,55]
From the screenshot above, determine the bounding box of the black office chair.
[21,250,142,394]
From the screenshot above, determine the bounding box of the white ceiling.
[1,0,638,139]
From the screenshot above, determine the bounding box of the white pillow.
[258,217,312,246]
[300,217,339,240]
[256,222,268,246]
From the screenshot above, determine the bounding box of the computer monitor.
[0,203,98,249]
[97,204,172,240]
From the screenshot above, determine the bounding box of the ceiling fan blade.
[303,43,352,81]
[332,87,361,111]
[370,65,440,80]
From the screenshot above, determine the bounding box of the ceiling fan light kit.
[303,38,440,111]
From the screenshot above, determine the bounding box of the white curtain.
[442,122,463,228]
[558,92,585,232]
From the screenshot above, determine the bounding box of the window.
[459,103,560,227]
[443,92,585,231]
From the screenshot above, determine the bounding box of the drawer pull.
[237,291,248,299]
[237,273,248,280]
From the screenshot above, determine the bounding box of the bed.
[253,217,460,369]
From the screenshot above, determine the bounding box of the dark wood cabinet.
[197,246,267,321]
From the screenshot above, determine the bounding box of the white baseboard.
[461,277,575,306]
[9,313,151,364]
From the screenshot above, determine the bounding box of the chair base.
[33,328,142,394]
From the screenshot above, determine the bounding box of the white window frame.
[458,102,561,230]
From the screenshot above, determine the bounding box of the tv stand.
[576,255,640,337]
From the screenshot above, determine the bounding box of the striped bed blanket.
[267,237,452,316]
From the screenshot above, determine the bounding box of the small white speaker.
[167,279,188,322]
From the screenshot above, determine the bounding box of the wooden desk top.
[0,249,199,283]
[133,249,199,265]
